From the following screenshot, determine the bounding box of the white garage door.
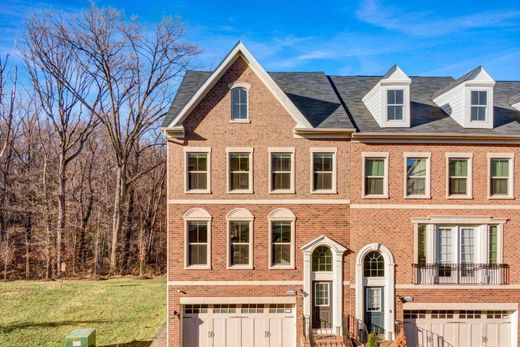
[404,310,512,347]
[182,304,295,347]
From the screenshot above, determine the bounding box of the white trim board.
[168,199,350,205]
[180,297,297,304]
[403,302,518,310]
[351,204,520,210]
[168,280,303,286]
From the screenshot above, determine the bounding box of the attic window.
[387,90,404,121]
[231,87,248,121]
[470,91,487,121]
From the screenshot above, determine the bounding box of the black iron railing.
[412,263,509,285]
[343,315,369,344]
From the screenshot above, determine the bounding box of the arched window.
[364,251,384,277]
[231,87,248,121]
[312,246,332,272]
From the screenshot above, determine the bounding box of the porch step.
[313,335,348,347]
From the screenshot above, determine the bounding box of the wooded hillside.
[0,5,197,279]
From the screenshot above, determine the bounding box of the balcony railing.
[412,263,509,285]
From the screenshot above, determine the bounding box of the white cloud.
[356,0,520,37]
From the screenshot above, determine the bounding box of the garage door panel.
[241,316,266,347]
[183,316,209,347]
[182,304,295,347]
[404,310,513,347]
[499,323,511,347]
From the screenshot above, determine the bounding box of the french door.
[435,226,476,282]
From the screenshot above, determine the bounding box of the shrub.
[367,331,379,347]
[390,330,408,347]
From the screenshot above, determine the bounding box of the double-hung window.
[470,91,487,122]
[311,149,336,193]
[405,154,430,198]
[184,208,211,269]
[268,208,295,269]
[229,221,251,267]
[230,86,249,122]
[387,89,404,121]
[363,153,388,198]
[446,154,472,198]
[185,148,211,193]
[227,148,253,193]
[269,148,295,193]
[488,154,514,198]
[187,222,208,266]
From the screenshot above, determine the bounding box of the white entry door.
[404,310,512,347]
[182,304,295,347]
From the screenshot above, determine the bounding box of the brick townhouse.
[162,41,520,347]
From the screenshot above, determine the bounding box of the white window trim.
[226,208,254,269]
[464,86,494,129]
[228,82,251,123]
[385,89,405,121]
[226,147,254,194]
[310,147,337,194]
[268,147,295,194]
[183,147,211,194]
[362,152,389,199]
[380,85,410,128]
[412,217,506,265]
[268,208,296,269]
[314,282,330,307]
[487,153,515,199]
[183,208,212,270]
[403,152,431,199]
[445,153,473,199]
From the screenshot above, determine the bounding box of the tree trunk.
[122,185,135,274]
[57,153,66,276]
[109,164,126,274]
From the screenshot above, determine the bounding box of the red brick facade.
[166,56,520,346]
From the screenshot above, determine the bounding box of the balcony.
[412,263,509,285]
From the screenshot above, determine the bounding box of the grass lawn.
[0,277,166,347]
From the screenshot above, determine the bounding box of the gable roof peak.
[433,66,495,99]
[165,40,313,129]
[381,64,411,84]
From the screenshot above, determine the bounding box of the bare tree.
[27,6,197,273]
[24,20,98,276]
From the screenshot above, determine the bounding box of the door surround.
[301,235,347,336]
[355,243,395,339]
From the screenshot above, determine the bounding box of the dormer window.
[470,91,487,121]
[230,84,249,122]
[361,65,411,128]
[387,90,404,121]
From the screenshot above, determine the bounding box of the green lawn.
[0,277,166,347]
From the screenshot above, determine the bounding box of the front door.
[365,287,384,334]
[312,281,332,329]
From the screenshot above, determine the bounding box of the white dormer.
[362,65,411,128]
[512,96,520,111]
[433,66,495,129]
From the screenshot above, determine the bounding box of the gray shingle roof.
[432,66,484,99]
[163,71,354,129]
[331,75,520,134]
[164,69,520,134]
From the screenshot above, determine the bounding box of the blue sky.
[1,0,520,80]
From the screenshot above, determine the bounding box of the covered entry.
[301,235,347,336]
[182,303,295,347]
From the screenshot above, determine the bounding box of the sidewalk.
[149,323,166,347]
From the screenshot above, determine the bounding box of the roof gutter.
[294,127,355,139]
[161,126,185,139]
[352,131,520,144]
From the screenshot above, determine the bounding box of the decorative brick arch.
[355,243,395,339]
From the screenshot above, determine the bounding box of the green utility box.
[64,328,96,347]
